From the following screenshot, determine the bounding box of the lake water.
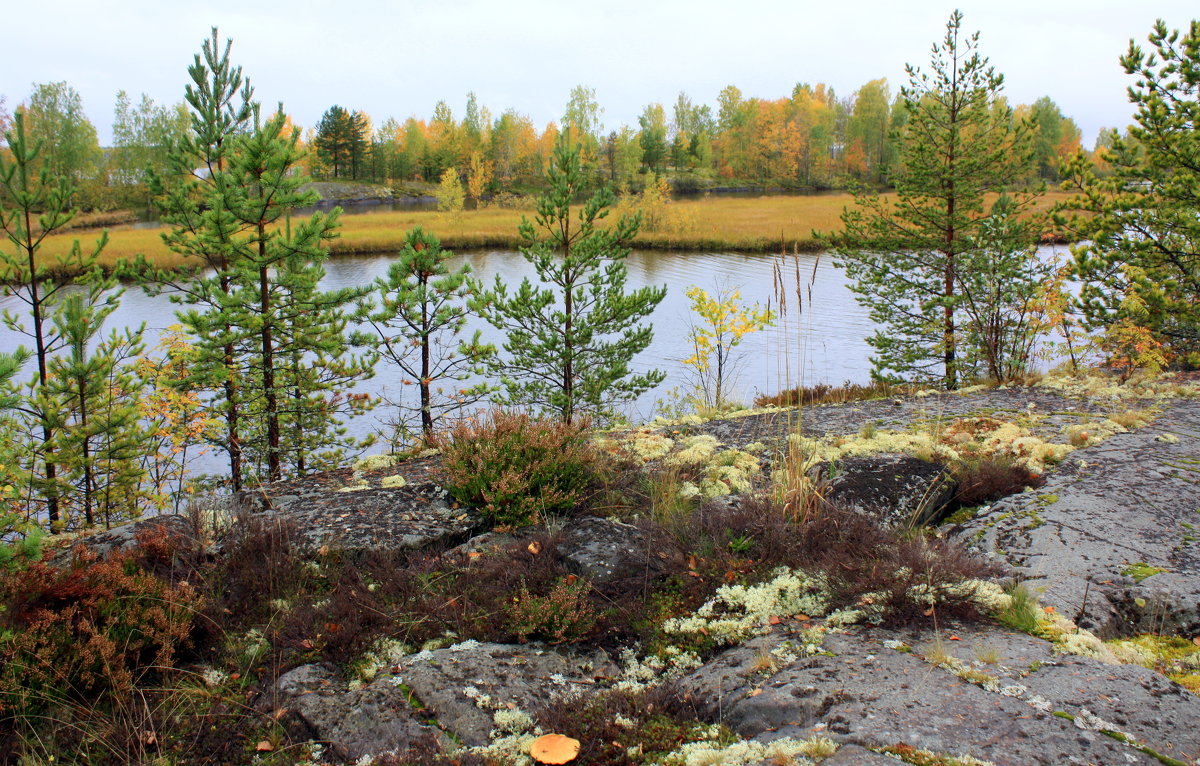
[0,246,1065,472]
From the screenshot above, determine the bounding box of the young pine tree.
[1059,20,1200,367]
[146,27,255,489]
[365,227,492,444]
[45,279,147,528]
[150,31,374,486]
[475,134,666,423]
[832,11,1039,388]
[0,111,110,530]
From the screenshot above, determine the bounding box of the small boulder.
[811,454,955,528]
[393,641,616,746]
[555,516,673,584]
[47,514,198,568]
[271,664,437,761]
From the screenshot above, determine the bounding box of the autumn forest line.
[2,72,1096,216]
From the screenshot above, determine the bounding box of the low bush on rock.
[0,548,197,715]
[952,457,1045,508]
[440,410,603,527]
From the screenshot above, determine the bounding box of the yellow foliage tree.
[465,151,492,203]
[136,325,217,512]
[683,285,775,409]
[436,167,465,215]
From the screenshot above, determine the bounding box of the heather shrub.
[440,410,600,527]
[505,575,598,644]
[952,457,1044,507]
[0,550,197,715]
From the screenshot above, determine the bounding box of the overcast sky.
[3,0,1196,148]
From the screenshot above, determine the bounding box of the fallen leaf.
[949,635,962,641]
[1193,637,1200,646]
[230,672,241,681]
[748,688,763,697]
[1043,606,1056,614]
[300,639,314,650]
[468,551,482,559]
[528,541,542,555]
[255,741,274,752]
[768,616,781,625]
[794,614,810,621]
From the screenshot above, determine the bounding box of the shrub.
[505,575,598,644]
[952,457,1044,507]
[440,410,600,527]
[0,550,198,714]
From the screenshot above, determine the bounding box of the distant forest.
[0,78,1100,210]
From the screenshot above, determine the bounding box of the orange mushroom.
[530,733,581,764]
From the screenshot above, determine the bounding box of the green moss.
[942,506,981,525]
[1123,562,1168,582]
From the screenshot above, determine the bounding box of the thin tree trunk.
[260,228,280,481]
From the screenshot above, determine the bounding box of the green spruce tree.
[831,10,1038,388]
[475,134,666,423]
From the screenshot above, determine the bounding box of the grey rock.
[812,454,956,528]
[48,514,198,567]
[273,481,482,557]
[394,641,616,746]
[555,516,667,584]
[675,627,1186,765]
[814,744,901,765]
[955,400,1200,636]
[272,664,435,761]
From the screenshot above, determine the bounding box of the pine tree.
[0,111,109,528]
[1059,20,1200,366]
[832,11,1037,388]
[149,31,373,487]
[45,278,147,528]
[147,27,255,490]
[475,134,666,423]
[365,227,492,443]
[224,106,376,481]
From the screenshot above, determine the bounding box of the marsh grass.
[30,190,1077,274]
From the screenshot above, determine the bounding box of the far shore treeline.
[2,52,1091,215]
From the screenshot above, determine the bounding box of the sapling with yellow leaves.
[683,284,775,409]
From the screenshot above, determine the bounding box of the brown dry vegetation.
[34,190,1077,273]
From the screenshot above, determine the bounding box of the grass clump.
[993,583,1044,635]
[440,410,602,527]
[755,379,898,408]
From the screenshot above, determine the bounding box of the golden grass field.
[36,190,1078,272]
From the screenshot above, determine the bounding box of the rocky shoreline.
[57,378,1200,765]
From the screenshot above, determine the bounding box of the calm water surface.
[1,247,1063,472]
